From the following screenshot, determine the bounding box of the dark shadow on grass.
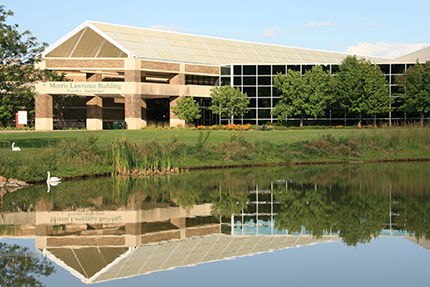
[0,137,66,149]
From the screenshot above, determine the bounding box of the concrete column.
[86,73,102,82]
[170,96,186,127]
[124,58,143,129]
[171,217,186,239]
[141,99,147,127]
[36,224,53,236]
[125,94,142,129]
[35,94,53,131]
[169,63,185,85]
[86,96,103,130]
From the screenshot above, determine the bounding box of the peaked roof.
[42,234,339,284]
[42,21,391,65]
[392,46,430,63]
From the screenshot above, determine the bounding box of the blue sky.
[2,0,429,58]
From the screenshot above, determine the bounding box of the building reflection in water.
[1,173,429,285]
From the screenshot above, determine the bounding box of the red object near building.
[15,113,24,128]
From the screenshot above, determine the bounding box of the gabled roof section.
[392,46,430,63]
[42,21,132,58]
[43,20,392,65]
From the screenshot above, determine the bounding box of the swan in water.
[46,181,60,193]
[46,171,61,183]
[12,142,21,151]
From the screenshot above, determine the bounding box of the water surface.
[1,162,429,286]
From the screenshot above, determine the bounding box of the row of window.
[221,75,409,87]
[185,75,218,86]
[221,63,414,77]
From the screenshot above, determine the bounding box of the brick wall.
[45,59,124,69]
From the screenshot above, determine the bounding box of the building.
[34,21,430,130]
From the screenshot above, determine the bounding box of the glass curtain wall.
[220,63,416,126]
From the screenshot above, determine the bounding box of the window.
[272,87,281,97]
[233,76,241,86]
[243,65,257,75]
[331,65,339,74]
[243,87,256,97]
[258,98,271,108]
[273,65,286,75]
[379,64,390,74]
[258,109,271,118]
[186,75,218,86]
[248,98,257,108]
[243,76,256,85]
[391,64,405,74]
[302,65,315,75]
[243,109,256,119]
[258,76,271,86]
[221,77,231,86]
[258,87,271,97]
[221,65,231,76]
[234,65,242,75]
[258,65,271,75]
[287,65,300,73]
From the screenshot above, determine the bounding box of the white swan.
[46,181,60,193]
[46,171,61,183]
[12,142,21,151]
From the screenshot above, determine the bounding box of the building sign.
[36,81,130,95]
[17,111,27,125]
[48,211,123,224]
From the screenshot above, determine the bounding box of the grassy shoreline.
[1,126,430,182]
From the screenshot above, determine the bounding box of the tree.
[209,85,250,124]
[334,55,389,126]
[0,5,67,127]
[395,61,430,126]
[171,96,201,125]
[0,242,55,287]
[272,66,331,127]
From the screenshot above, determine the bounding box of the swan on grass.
[12,142,21,151]
[46,171,61,183]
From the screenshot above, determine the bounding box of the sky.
[2,0,430,59]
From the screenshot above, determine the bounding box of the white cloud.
[301,21,336,28]
[364,22,377,27]
[146,25,191,32]
[259,27,279,38]
[346,42,430,58]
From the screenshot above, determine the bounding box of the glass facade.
[219,63,415,126]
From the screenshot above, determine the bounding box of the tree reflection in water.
[0,242,55,287]
[2,162,430,247]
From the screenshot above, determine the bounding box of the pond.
[1,162,430,287]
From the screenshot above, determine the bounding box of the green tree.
[395,61,430,126]
[210,85,250,124]
[334,55,389,126]
[0,242,55,287]
[171,96,201,125]
[272,66,331,127]
[0,5,67,127]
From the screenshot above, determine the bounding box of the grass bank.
[1,126,429,182]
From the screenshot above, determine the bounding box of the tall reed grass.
[1,126,429,182]
[110,137,182,176]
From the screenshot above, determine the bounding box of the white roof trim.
[41,20,135,58]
